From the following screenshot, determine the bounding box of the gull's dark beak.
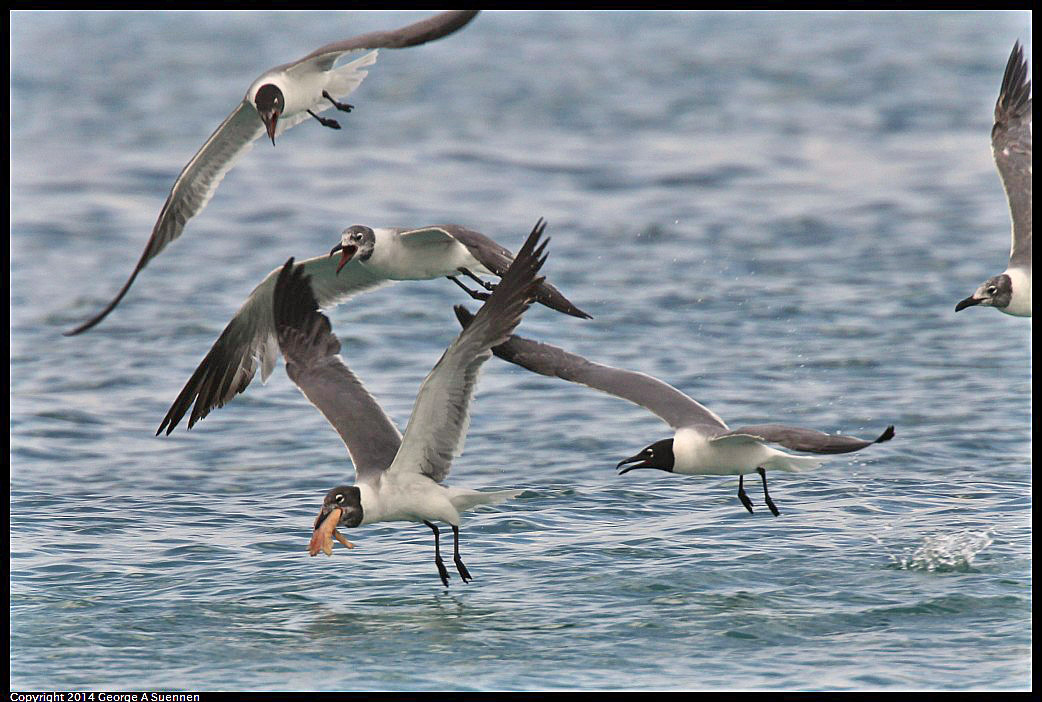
[616,452,651,475]
[328,243,357,275]
[262,109,280,146]
[955,294,982,312]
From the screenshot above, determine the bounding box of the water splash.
[877,530,993,573]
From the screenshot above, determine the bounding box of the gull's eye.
[987,286,997,295]
[335,493,345,504]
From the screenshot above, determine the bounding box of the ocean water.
[10,10,1031,691]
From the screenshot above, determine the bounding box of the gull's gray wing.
[272,258,402,482]
[288,10,480,72]
[718,424,895,454]
[388,221,548,484]
[66,101,265,336]
[454,307,728,432]
[992,41,1032,270]
[398,221,592,319]
[157,253,390,435]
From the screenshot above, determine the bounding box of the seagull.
[455,308,895,516]
[155,218,588,435]
[274,221,550,587]
[65,10,480,336]
[328,223,591,317]
[955,41,1032,317]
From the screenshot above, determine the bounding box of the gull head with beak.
[307,485,364,557]
[253,84,285,146]
[955,273,1014,313]
[329,225,377,274]
[314,485,364,531]
[616,438,676,475]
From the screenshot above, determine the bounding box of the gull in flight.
[456,309,895,517]
[956,41,1032,317]
[275,221,549,586]
[328,223,591,319]
[65,10,480,335]
[156,219,588,435]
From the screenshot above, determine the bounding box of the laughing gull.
[156,218,588,435]
[65,10,480,336]
[955,41,1032,317]
[455,310,895,516]
[275,221,549,587]
[328,223,591,318]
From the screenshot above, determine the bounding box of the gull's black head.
[329,225,376,274]
[616,438,675,475]
[955,273,1013,312]
[253,84,285,146]
[314,485,363,530]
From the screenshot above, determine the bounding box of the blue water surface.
[10,10,1031,691]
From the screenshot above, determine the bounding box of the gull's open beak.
[954,294,982,312]
[616,452,651,475]
[262,109,280,146]
[329,242,358,275]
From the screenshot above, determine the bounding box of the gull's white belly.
[671,427,779,476]
[357,476,460,526]
[365,235,487,281]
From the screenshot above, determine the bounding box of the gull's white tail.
[448,487,523,513]
[327,50,379,97]
[761,451,827,473]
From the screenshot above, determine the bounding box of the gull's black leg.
[322,90,354,113]
[447,275,490,301]
[307,109,341,130]
[459,267,496,292]
[757,467,780,517]
[424,520,450,587]
[738,474,754,514]
[452,525,472,583]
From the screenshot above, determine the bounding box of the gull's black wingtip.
[64,302,116,336]
[453,304,474,329]
[876,425,896,444]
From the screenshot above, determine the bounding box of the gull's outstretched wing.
[992,41,1032,270]
[389,220,548,483]
[157,254,389,435]
[716,424,895,454]
[289,10,480,72]
[272,258,402,482]
[453,307,728,432]
[66,101,264,335]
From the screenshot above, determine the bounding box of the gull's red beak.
[329,242,358,275]
[263,110,280,146]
